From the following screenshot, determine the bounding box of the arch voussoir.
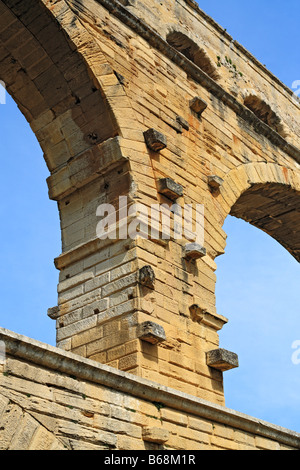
[218,162,300,263]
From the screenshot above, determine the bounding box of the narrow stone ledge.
[158,178,183,200]
[189,96,208,116]
[176,115,189,131]
[47,136,128,201]
[93,0,300,164]
[184,243,207,260]
[137,321,166,344]
[142,427,170,444]
[208,175,224,192]
[143,128,167,152]
[54,236,134,271]
[206,349,239,372]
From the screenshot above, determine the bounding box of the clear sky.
[0,1,299,434]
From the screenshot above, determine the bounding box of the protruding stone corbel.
[158,178,183,201]
[184,243,207,260]
[206,349,239,372]
[208,175,224,192]
[144,128,167,152]
[189,304,206,322]
[139,266,156,289]
[137,321,166,344]
[47,306,60,320]
[189,96,208,117]
[189,305,228,331]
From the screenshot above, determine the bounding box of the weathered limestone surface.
[0,0,299,450]
[1,329,299,450]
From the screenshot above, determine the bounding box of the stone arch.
[0,0,120,174]
[166,30,220,81]
[217,162,300,263]
[0,0,141,319]
[0,0,142,243]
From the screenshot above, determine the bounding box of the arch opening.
[215,179,300,431]
[0,93,60,345]
[244,95,287,138]
[0,0,119,173]
[0,0,120,342]
[230,183,300,263]
[166,31,220,81]
[216,215,300,432]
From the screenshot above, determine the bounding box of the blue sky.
[0,1,299,434]
[0,95,60,346]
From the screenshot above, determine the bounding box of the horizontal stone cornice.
[47,136,128,201]
[92,0,300,164]
[1,327,300,449]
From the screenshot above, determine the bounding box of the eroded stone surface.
[0,0,299,450]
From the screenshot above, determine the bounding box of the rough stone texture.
[137,322,166,344]
[189,96,208,116]
[142,427,170,444]
[143,128,167,152]
[158,178,184,200]
[206,349,239,372]
[0,329,299,451]
[184,243,207,260]
[176,115,189,131]
[138,265,156,289]
[207,175,224,192]
[0,0,299,450]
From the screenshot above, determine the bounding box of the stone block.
[189,305,228,331]
[189,304,206,322]
[206,349,239,372]
[118,0,136,5]
[189,96,208,116]
[142,427,169,444]
[143,128,167,152]
[47,306,60,320]
[158,178,183,200]
[176,115,189,131]
[137,322,166,344]
[184,243,207,260]
[139,266,155,289]
[208,175,224,191]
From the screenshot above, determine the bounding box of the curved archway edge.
[217,162,300,262]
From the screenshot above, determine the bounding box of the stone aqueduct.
[0,0,299,450]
